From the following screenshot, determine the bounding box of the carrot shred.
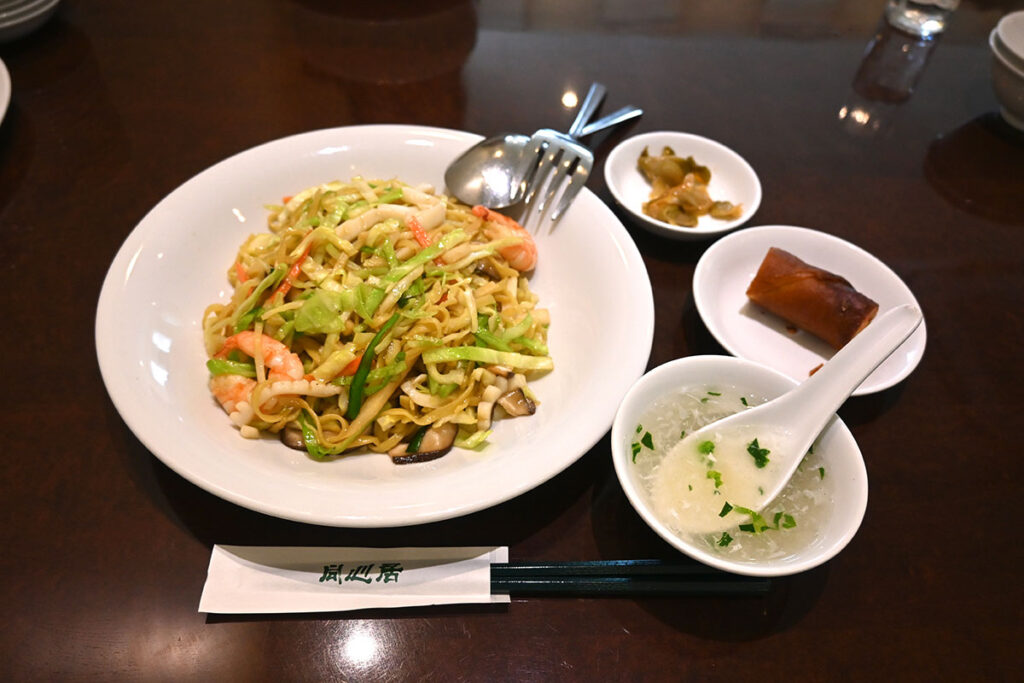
[272,243,312,299]
[340,353,364,377]
[407,215,432,248]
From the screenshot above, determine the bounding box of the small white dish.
[611,355,868,577]
[693,225,926,396]
[604,131,761,241]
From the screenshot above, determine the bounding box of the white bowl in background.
[989,28,1024,130]
[604,131,761,241]
[995,11,1024,72]
[611,355,868,577]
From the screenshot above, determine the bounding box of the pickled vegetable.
[637,146,743,227]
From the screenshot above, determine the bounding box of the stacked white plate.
[0,0,60,43]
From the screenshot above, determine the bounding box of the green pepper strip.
[407,424,429,454]
[345,312,401,420]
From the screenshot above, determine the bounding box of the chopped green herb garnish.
[640,432,654,450]
[746,438,770,468]
[740,396,748,406]
[707,391,721,396]
[700,397,709,403]
[733,505,771,534]
[680,429,686,439]
[707,470,723,488]
[718,532,733,547]
[630,442,641,462]
[688,484,693,491]
[719,502,733,517]
[636,424,643,434]
[698,440,715,455]
[818,466,826,480]
[772,512,797,529]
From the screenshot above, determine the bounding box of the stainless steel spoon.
[444,105,643,208]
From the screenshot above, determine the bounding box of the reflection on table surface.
[0,1,1021,680]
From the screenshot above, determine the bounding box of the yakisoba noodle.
[202,177,551,463]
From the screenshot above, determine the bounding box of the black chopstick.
[490,560,771,597]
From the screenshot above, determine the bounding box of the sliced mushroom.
[474,260,502,281]
[280,424,305,451]
[496,388,536,417]
[389,422,458,464]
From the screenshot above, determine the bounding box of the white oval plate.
[95,124,654,527]
[604,131,761,241]
[693,225,926,395]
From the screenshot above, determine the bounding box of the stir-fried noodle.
[202,177,552,463]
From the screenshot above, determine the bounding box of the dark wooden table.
[2,1,1021,680]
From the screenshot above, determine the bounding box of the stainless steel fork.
[512,83,606,222]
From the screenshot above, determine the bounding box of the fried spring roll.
[746,247,879,349]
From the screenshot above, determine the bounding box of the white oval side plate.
[693,225,926,395]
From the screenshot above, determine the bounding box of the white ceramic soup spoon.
[652,303,922,534]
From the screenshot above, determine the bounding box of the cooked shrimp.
[210,374,256,414]
[216,331,304,381]
[472,205,537,272]
[210,332,306,428]
[210,374,341,435]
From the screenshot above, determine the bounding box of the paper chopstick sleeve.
[745,247,879,349]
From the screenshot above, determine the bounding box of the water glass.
[885,0,960,38]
